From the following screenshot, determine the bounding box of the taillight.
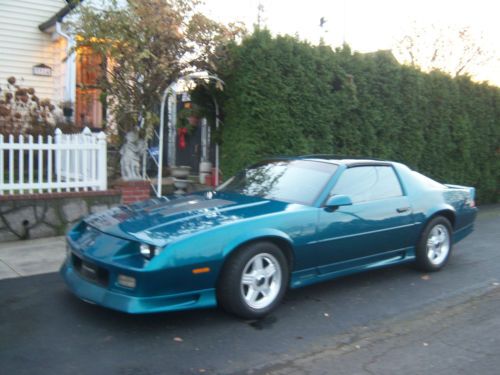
[466,194,475,208]
[467,188,476,208]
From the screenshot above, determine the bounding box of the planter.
[173,177,191,194]
[171,165,191,194]
[199,161,212,173]
[172,178,190,189]
[170,165,191,179]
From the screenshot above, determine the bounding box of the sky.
[201,0,500,86]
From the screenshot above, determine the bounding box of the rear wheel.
[415,216,453,272]
[217,241,289,319]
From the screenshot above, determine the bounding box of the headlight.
[139,243,162,259]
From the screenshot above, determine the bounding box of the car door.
[313,165,416,273]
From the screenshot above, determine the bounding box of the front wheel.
[217,241,289,319]
[415,216,453,272]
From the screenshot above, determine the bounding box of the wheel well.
[224,237,295,271]
[430,210,456,229]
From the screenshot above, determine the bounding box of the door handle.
[396,206,410,213]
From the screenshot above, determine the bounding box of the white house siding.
[0,0,67,104]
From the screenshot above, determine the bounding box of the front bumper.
[60,261,217,314]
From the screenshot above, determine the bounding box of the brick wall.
[115,180,152,205]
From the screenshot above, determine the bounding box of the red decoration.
[178,127,188,149]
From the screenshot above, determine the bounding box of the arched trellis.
[155,71,225,197]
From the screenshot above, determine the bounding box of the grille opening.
[72,253,109,287]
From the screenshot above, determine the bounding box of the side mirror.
[325,194,353,208]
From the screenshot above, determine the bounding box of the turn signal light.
[192,267,211,274]
[117,274,136,289]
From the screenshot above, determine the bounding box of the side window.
[330,166,403,203]
[373,166,403,199]
[330,167,375,203]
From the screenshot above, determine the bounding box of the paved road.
[1,207,499,375]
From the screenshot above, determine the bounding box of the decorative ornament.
[178,127,188,149]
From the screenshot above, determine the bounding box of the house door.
[174,99,212,174]
[176,119,203,174]
[75,46,104,129]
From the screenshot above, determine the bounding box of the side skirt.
[453,223,474,244]
[290,247,415,289]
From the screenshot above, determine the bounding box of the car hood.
[83,191,290,246]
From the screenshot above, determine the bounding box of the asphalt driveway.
[1,206,499,375]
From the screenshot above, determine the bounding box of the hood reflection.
[83,192,287,246]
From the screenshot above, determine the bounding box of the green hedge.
[217,30,500,203]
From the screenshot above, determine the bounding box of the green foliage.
[217,30,500,203]
[71,0,244,139]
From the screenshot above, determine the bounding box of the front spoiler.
[60,262,217,314]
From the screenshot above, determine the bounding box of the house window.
[76,46,104,128]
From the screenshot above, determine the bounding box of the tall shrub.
[217,30,499,203]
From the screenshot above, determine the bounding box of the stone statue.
[120,131,147,180]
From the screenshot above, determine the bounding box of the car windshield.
[216,159,337,205]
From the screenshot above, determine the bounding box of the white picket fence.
[0,127,107,195]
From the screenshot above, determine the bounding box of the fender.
[423,203,457,228]
[221,228,294,258]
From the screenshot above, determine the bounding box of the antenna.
[319,16,327,44]
[257,1,264,28]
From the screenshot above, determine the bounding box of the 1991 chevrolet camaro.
[61,156,477,318]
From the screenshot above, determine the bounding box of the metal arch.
[156,71,225,197]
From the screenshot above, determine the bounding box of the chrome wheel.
[240,252,282,310]
[426,224,450,266]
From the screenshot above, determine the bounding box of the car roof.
[272,154,394,167]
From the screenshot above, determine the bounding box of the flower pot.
[171,165,191,179]
[172,178,190,189]
[199,161,212,173]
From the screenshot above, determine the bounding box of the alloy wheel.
[240,252,282,310]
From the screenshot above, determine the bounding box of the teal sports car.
[61,156,477,318]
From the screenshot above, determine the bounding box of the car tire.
[415,216,453,272]
[217,241,289,319]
